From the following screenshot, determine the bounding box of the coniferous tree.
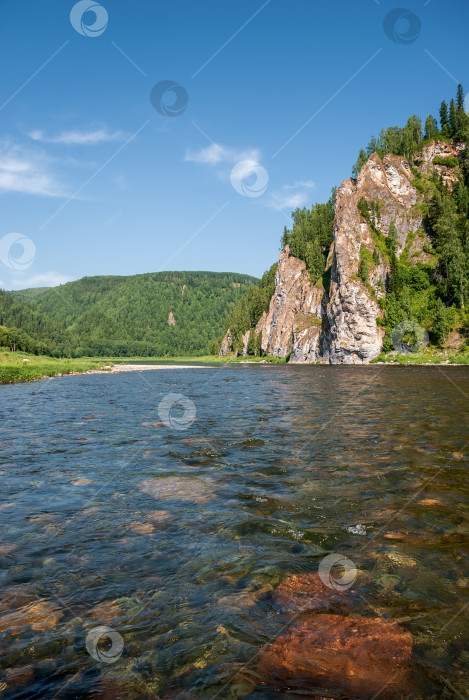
[457,83,465,112]
[424,115,439,140]
[440,100,449,130]
[352,149,368,178]
[449,98,458,137]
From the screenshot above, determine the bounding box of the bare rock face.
[325,152,423,364]
[241,329,251,356]
[256,246,324,363]
[225,140,460,364]
[220,329,233,356]
[168,311,176,326]
[257,613,413,698]
[416,140,463,188]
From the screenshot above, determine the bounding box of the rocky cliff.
[221,141,462,364]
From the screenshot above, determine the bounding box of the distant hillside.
[0,290,71,355]
[12,287,52,300]
[3,271,258,357]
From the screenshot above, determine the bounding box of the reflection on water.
[0,366,468,698]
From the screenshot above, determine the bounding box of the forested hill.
[1,271,258,357]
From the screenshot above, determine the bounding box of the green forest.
[0,271,257,357]
[222,84,469,356]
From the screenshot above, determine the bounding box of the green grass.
[107,354,288,364]
[372,348,469,364]
[0,351,110,384]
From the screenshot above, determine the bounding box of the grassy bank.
[101,354,288,365]
[2,346,467,386]
[372,349,469,364]
[0,351,110,384]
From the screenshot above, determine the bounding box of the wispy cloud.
[7,272,73,290]
[0,139,66,197]
[28,126,131,146]
[185,143,261,166]
[269,180,316,211]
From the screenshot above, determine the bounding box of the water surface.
[1,366,468,698]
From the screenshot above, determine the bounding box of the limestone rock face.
[416,139,463,188]
[324,152,425,363]
[224,140,461,363]
[220,329,232,356]
[256,246,324,363]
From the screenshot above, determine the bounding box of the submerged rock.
[138,477,215,503]
[272,572,348,612]
[257,613,413,698]
[4,665,34,688]
[129,521,155,535]
[0,599,63,634]
[90,600,121,622]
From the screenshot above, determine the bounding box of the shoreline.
[1,356,468,386]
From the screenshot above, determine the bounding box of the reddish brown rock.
[89,600,121,622]
[258,613,412,699]
[0,600,63,634]
[272,572,348,612]
[5,665,34,688]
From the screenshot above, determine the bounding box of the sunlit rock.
[0,599,63,634]
[272,572,348,612]
[258,613,413,698]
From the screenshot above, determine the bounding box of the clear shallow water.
[0,365,468,699]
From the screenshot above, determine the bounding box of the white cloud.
[28,127,130,146]
[0,140,66,197]
[7,272,73,290]
[185,143,261,166]
[269,180,316,211]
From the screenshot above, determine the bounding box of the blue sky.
[0,0,467,289]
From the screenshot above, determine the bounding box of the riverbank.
[0,352,110,384]
[1,348,468,385]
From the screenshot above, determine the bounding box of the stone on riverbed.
[257,613,412,698]
[138,477,215,503]
[272,572,349,612]
[0,599,63,634]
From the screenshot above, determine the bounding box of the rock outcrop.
[255,247,324,363]
[221,140,462,363]
[325,151,421,363]
[219,329,233,356]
